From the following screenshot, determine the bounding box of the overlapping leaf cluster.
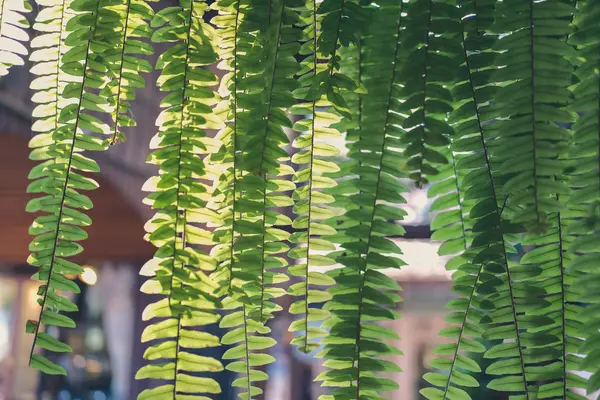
[10,0,600,399]
[567,0,600,394]
[423,0,590,399]
[396,0,460,187]
[483,1,583,398]
[421,1,494,397]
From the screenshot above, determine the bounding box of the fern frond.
[422,1,566,397]
[423,119,481,400]
[316,0,366,118]
[480,3,580,394]
[566,0,600,393]
[490,0,575,231]
[26,0,117,374]
[316,2,407,398]
[519,211,587,399]
[0,0,30,77]
[210,0,301,397]
[421,3,497,399]
[217,0,299,325]
[395,0,461,187]
[209,2,272,398]
[101,0,155,145]
[286,0,341,355]
[219,304,276,400]
[208,0,243,293]
[567,230,600,394]
[569,0,600,207]
[135,2,225,398]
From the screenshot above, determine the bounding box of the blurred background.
[0,14,503,400]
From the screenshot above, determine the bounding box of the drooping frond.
[477,3,580,395]
[422,0,568,397]
[395,0,459,187]
[490,0,575,231]
[30,0,75,140]
[26,0,116,375]
[209,1,273,397]
[316,2,407,398]
[316,0,366,118]
[221,0,298,324]
[567,229,600,394]
[568,0,600,209]
[135,2,225,398]
[566,0,600,393]
[20,0,600,398]
[421,2,496,399]
[286,0,342,354]
[519,211,587,399]
[208,0,243,291]
[0,0,30,77]
[101,0,155,145]
[210,0,301,397]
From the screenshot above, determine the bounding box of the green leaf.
[30,354,66,375]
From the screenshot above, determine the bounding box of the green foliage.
[7,0,600,398]
[136,1,224,398]
[422,4,494,398]
[102,0,155,144]
[568,0,600,394]
[286,0,340,355]
[0,0,30,77]
[312,1,406,398]
[25,0,119,374]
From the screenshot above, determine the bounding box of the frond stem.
[242,304,254,400]
[496,209,528,394]
[302,0,318,353]
[450,151,468,251]
[597,57,600,198]
[172,315,182,393]
[166,0,194,311]
[442,265,482,399]
[327,0,346,78]
[557,208,567,397]
[459,17,497,214]
[351,38,364,394]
